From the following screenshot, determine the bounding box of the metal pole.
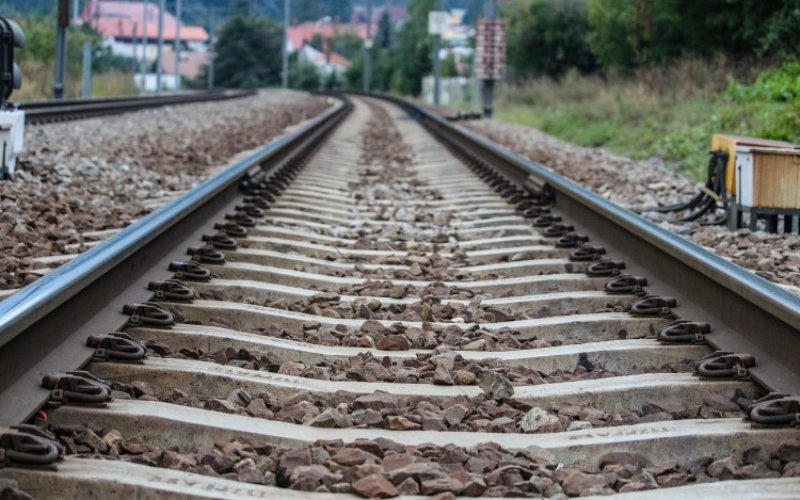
[81,40,92,98]
[72,0,81,24]
[174,0,182,90]
[132,24,138,75]
[362,0,371,92]
[53,0,69,99]
[141,1,149,90]
[433,0,442,105]
[282,0,290,88]
[208,8,215,89]
[155,0,164,94]
[481,0,496,118]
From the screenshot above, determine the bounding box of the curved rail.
[0,96,349,425]
[18,89,256,124]
[382,93,800,393]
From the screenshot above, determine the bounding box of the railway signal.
[0,15,26,180]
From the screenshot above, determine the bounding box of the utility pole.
[208,7,215,89]
[81,40,92,98]
[362,0,372,92]
[141,1,149,90]
[131,24,138,75]
[432,0,443,105]
[174,0,182,90]
[155,0,165,94]
[53,0,69,99]
[481,0,496,118]
[282,0,290,88]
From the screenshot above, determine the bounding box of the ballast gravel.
[47,423,800,497]
[466,120,800,290]
[0,90,331,291]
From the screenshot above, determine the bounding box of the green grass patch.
[495,61,799,181]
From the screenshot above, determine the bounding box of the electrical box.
[711,134,796,195]
[735,145,800,209]
[0,109,24,179]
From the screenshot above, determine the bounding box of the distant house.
[288,21,360,83]
[82,0,209,89]
[298,44,352,79]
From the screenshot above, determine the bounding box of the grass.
[494,59,798,181]
[15,60,139,101]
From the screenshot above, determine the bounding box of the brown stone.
[351,474,399,498]
[332,447,369,466]
[376,334,412,351]
[385,415,422,431]
[561,471,608,496]
[777,439,800,462]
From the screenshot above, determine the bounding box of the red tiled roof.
[288,22,371,50]
[83,0,209,42]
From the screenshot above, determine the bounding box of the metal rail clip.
[0,426,62,468]
[168,261,212,281]
[213,222,248,238]
[695,351,755,379]
[235,204,265,217]
[122,302,181,327]
[543,223,574,237]
[658,320,711,343]
[519,206,549,218]
[201,233,238,250]
[586,259,626,277]
[225,212,257,227]
[533,214,561,227]
[748,393,800,427]
[147,280,196,302]
[569,246,606,262]
[244,196,271,208]
[555,233,589,248]
[629,295,676,317]
[187,246,226,265]
[86,333,147,363]
[41,371,111,407]
[604,275,648,295]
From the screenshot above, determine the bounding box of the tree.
[387,0,434,95]
[376,10,392,49]
[506,0,597,78]
[289,60,320,90]
[212,13,283,87]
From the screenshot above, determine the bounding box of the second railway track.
[1,95,799,498]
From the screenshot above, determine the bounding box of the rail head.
[0,98,347,351]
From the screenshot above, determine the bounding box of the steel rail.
[18,89,256,124]
[0,97,349,425]
[374,93,800,394]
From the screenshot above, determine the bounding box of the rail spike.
[168,261,212,281]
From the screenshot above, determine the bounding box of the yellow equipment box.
[711,134,796,195]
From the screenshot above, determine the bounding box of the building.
[81,0,209,90]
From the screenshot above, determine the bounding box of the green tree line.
[506,0,800,79]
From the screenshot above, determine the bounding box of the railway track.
[18,89,256,124]
[1,95,799,498]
